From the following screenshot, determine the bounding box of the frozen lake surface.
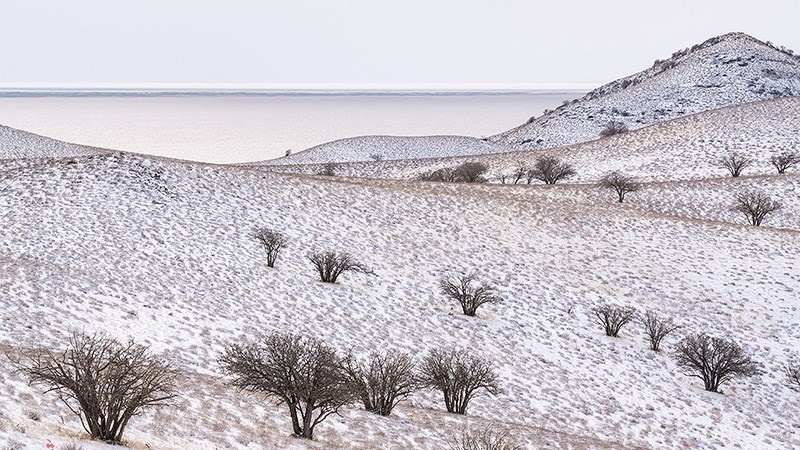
[0,91,583,163]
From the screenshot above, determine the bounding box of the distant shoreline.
[0,89,590,98]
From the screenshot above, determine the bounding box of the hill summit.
[491,32,800,149]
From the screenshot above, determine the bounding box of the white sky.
[2,0,799,89]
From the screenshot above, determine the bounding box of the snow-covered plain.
[0,150,798,450]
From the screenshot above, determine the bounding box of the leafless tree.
[770,151,800,174]
[219,332,354,440]
[732,190,782,226]
[253,227,289,268]
[318,163,337,176]
[528,156,576,185]
[511,161,528,185]
[16,333,177,444]
[453,162,489,183]
[600,172,641,203]
[440,273,503,317]
[600,120,629,137]
[592,304,637,337]
[343,351,419,416]
[718,152,753,177]
[417,167,457,182]
[641,310,680,351]
[674,333,760,393]
[786,362,800,391]
[496,172,510,184]
[449,426,523,450]
[308,250,374,283]
[419,349,500,414]
[418,163,489,183]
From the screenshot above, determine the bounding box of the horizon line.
[0,82,599,92]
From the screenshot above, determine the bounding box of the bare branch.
[732,190,781,226]
[18,333,177,444]
[770,151,800,174]
[718,152,753,177]
[641,310,679,351]
[419,348,500,415]
[343,351,419,416]
[600,172,641,203]
[253,227,289,268]
[307,250,374,283]
[439,273,503,317]
[674,333,761,393]
[528,156,576,185]
[592,304,637,337]
[219,332,355,440]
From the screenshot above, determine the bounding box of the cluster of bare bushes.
[220,332,502,439]
[590,304,769,393]
[718,150,799,177]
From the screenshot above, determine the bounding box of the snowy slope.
[262,135,513,165]
[256,95,800,184]
[493,32,800,150]
[0,125,106,159]
[0,153,798,450]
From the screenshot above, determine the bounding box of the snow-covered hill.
[262,135,512,165]
[492,32,800,150]
[0,153,798,450]
[0,125,106,159]
[253,95,800,184]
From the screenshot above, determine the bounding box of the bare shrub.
[419,349,500,414]
[417,167,457,182]
[219,332,354,440]
[592,304,637,337]
[674,333,760,393]
[641,310,679,351]
[528,156,576,185]
[511,161,528,185]
[369,153,384,161]
[600,121,628,137]
[307,250,373,283]
[17,333,176,444]
[344,351,418,416]
[785,362,800,391]
[439,273,503,317]
[449,426,522,450]
[718,152,753,177]
[417,162,488,183]
[453,162,489,183]
[318,163,337,176]
[600,172,640,203]
[770,151,800,174]
[253,227,289,268]
[732,190,782,226]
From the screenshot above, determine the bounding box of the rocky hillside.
[492,32,800,149]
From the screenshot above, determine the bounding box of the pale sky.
[2,0,799,89]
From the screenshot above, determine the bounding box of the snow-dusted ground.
[0,152,798,450]
[263,135,513,165]
[0,125,105,160]
[492,32,800,150]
